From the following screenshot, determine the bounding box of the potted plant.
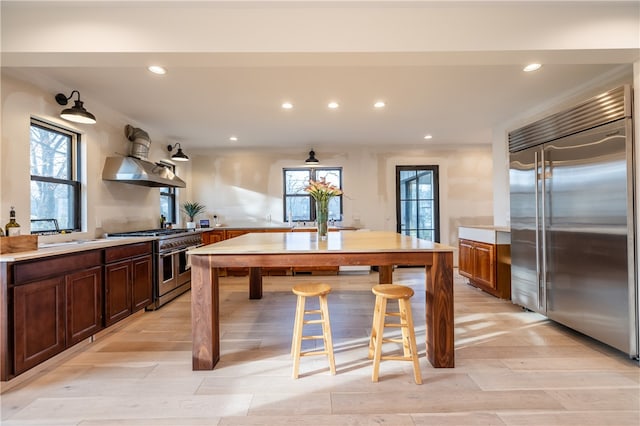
[181,201,206,229]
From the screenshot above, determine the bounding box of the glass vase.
[316,201,329,241]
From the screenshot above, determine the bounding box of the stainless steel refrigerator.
[509,85,639,359]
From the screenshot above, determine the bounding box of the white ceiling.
[2,1,639,151]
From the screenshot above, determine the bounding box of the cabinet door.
[13,277,66,374]
[473,242,496,289]
[131,255,153,312]
[66,266,103,345]
[458,239,474,278]
[105,260,132,326]
[225,229,251,239]
[202,230,224,245]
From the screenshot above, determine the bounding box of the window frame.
[283,167,343,223]
[29,118,82,234]
[395,165,440,242]
[159,161,177,225]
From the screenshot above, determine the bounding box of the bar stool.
[368,284,422,384]
[291,283,336,379]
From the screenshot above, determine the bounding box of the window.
[30,119,81,233]
[396,166,440,242]
[283,168,343,222]
[159,162,177,225]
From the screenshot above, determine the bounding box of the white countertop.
[458,226,511,244]
[0,236,156,262]
[198,222,293,231]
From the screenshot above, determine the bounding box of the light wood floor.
[1,269,638,425]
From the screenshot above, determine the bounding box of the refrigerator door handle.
[534,150,541,308]
[539,149,547,311]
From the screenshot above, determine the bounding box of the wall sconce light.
[305,149,319,164]
[167,143,189,162]
[55,90,97,124]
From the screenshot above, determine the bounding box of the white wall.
[190,146,494,250]
[0,73,194,240]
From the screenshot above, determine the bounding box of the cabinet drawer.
[105,242,153,263]
[14,250,102,285]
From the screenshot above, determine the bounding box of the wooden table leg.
[249,267,263,299]
[191,256,220,370]
[425,251,454,368]
[378,265,393,284]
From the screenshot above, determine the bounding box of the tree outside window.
[30,119,81,233]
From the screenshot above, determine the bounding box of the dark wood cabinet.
[104,242,153,326]
[65,266,103,345]
[105,260,132,325]
[131,255,153,312]
[459,238,510,299]
[13,277,66,374]
[11,251,104,375]
[2,244,154,380]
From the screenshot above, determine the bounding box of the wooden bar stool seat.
[368,284,422,384]
[291,283,336,379]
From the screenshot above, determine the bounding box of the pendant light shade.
[305,149,319,164]
[167,143,189,162]
[55,91,97,124]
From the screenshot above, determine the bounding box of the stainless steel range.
[108,229,203,309]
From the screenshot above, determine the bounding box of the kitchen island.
[188,231,455,370]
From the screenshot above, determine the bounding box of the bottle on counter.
[5,206,21,236]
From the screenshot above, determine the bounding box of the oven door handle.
[161,247,189,257]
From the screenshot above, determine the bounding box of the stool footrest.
[383,323,406,328]
[305,309,322,315]
[304,319,325,325]
[381,355,415,361]
[301,335,324,340]
[300,350,330,357]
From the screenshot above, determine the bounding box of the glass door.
[396,166,440,242]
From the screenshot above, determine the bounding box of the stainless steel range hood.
[102,156,186,188]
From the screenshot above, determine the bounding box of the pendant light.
[305,149,319,164]
[167,143,189,162]
[55,90,97,124]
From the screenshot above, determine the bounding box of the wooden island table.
[188,230,455,370]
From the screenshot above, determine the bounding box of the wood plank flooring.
[1,269,638,425]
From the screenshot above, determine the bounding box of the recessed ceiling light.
[424,134,433,140]
[282,102,293,109]
[328,101,339,109]
[148,65,166,75]
[374,101,386,108]
[229,136,238,142]
[523,63,542,72]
